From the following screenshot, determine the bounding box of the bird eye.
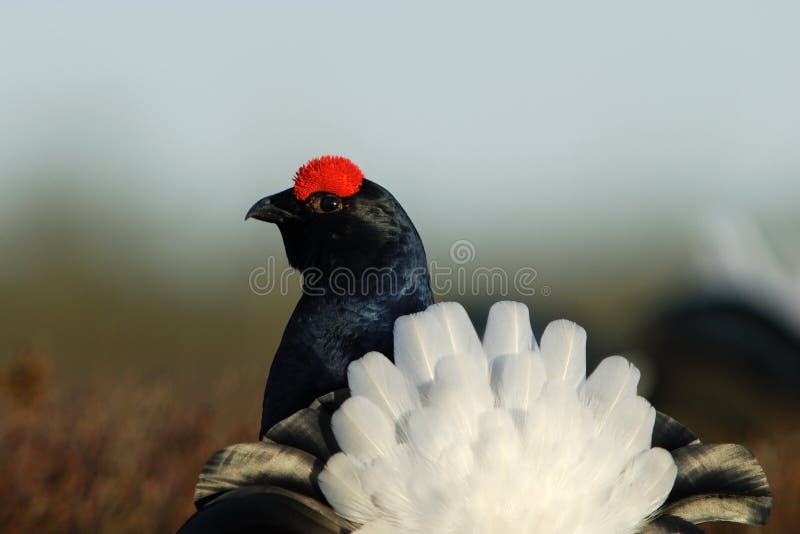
[317,194,342,213]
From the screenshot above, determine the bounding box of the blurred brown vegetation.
[0,349,797,533]
[0,350,261,534]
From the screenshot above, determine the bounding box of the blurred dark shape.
[0,347,51,406]
[638,220,800,438]
[645,302,799,435]
[639,214,800,437]
[646,293,800,395]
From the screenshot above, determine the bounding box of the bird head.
[247,155,427,281]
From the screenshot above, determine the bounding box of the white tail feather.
[426,354,494,442]
[331,397,395,463]
[348,352,420,422]
[540,319,587,389]
[426,302,483,357]
[585,355,641,431]
[322,301,676,534]
[406,407,454,460]
[586,356,640,404]
[633,448,678,512]
[491,351,545,413]
[610,448,678,528]
[394,311,448,387]
[317,453,377,524]
[617,398,657,457]
[483,301,536,358]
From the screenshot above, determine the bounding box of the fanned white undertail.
[319,301,677,534]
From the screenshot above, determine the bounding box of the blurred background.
[1,2,798,532]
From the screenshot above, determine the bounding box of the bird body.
[178,157,772,533]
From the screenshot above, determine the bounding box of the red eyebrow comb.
[293,155,365,200]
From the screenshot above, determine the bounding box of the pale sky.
[2,1,798,282]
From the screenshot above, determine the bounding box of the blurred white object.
[696,212,800,331]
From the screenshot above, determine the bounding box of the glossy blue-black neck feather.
[255,179,433,438]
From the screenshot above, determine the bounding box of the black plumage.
[246,178,433,438]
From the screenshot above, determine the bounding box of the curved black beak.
[245,188,302,224]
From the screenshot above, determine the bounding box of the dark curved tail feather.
[661,443,772,526]
[642,515,704,534]
[179,486,355,534]
[194,390,349,509]
[194,442,325,509]
[649,412,771,528]
[653,411,698,451]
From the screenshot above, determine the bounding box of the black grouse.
[178,157,771,534]
[245,155,433,438]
